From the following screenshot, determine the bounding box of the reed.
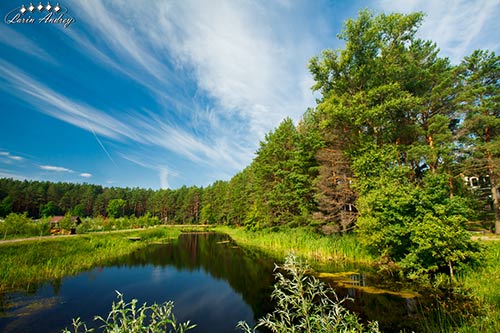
[62,291,195,333]
[215,226,375,265]
[0,227,181,292]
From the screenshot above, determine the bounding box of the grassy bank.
[217,226,500,332]
[215,226,375,265]
[0,227,182,292]
[452,241,500,332]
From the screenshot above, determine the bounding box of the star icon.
[37,2,44,11]
[46,2,52,11]
[28,3,35,12]
[54,3,60,13]
[20,5,27,14]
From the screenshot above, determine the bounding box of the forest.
[1,10,499,282]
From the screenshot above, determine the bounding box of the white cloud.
[40,165,74,173]
[0,169,28,181]
[80,173,92,178]
[1,1,334,186]
[0,151,24,162]
[153,1,316,138]
[377,0,500,63]
[64,0,318,167]
[159,168,169,189]
[0,60,241,169]
[0,60,135,142]
[0,25,56,64]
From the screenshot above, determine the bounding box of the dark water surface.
[0,233,275,333]
[0,232,425,333]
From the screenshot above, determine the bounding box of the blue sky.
[1,0,499,189]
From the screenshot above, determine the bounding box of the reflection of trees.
[330,284,421,332]
[112,233,275,319]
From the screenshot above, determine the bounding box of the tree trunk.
[485,127,500,234]
[448,260,454,286]
[489,172,500,234]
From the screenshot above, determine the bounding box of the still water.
[0,233,424,332]
[0,233,275,333]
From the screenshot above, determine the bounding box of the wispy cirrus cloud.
[0,169,28,181]
[40,165,93,179]
[0,60,242,170]
[40,165,74,173]
[0,25,56,64]
[65,0,318,162]
[0,151,23,162]
[377,0,500,63]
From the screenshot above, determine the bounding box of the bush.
[62,291,196,333]
[237,253,379,333]
[1,212,31,237]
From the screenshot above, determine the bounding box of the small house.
[50,216,82,234]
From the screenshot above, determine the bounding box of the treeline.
[1,11,498,233]
[0,178,204,224]
[0,10,499,278]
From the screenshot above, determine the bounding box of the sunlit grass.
[452,241,500,332]
[0,227,182,292]
[215,226,375,265]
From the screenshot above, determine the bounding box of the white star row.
[19,2,61,14]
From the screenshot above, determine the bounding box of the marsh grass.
[0,227,181,292]
[215,226,374,265]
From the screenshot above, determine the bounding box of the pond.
[0,233,424,332]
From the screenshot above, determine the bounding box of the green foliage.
[356,173,481,280]
[0,195,13,217]
[458,49,500,232]
[59,213,75,231]
[237,253,379,333]
[1,212,31,237]
[40,201,61,217]
[107,199,126,218]
[62,291,195,333]
[249,117,321,227]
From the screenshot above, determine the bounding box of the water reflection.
[0,232,429,333]
[0,233,275,333]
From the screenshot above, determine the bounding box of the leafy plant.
[237,253,379,333]
[62,291,196,333]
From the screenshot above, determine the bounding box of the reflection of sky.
[0,264,255,333]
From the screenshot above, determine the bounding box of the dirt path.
[471,235,500,241]
[0,229,137,245]
[0,225,212,245]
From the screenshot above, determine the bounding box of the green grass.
[0,227,182,292]
[452,241,500,332]
[215,226,375,265]
[217,226,500,332]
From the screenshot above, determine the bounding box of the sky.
[1,0,499,190]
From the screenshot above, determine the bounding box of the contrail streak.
[84,118,117,167]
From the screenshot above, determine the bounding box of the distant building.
[49,216,82,234]
[464,175,491,191]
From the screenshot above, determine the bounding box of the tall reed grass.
[215,226,375,265]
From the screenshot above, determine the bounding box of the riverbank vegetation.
[0,227,181,292]
[1,10,498,285]
[237,253,379,333]
[62,291,196,333]
[0,8,499,332]
[216,226,374,265]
